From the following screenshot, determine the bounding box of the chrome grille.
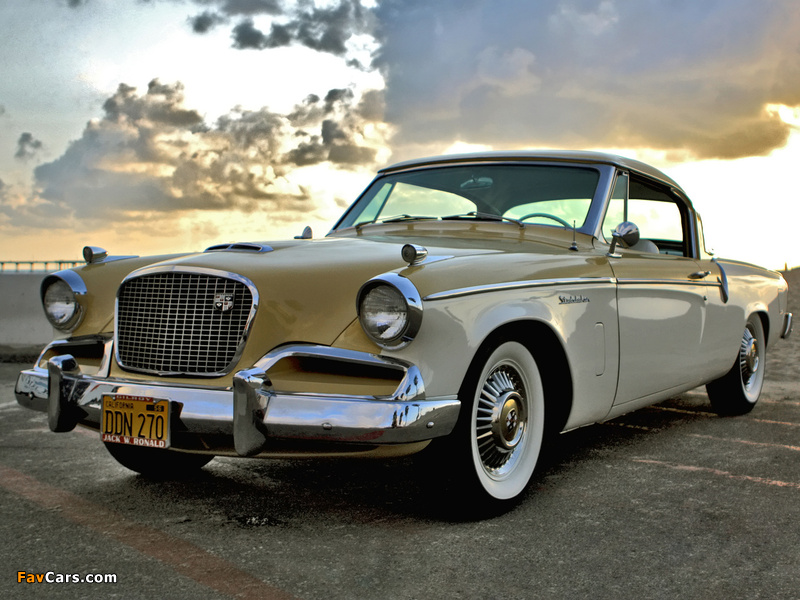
[116,271,254,375]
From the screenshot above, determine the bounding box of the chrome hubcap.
[494,392,524,450]
[475,366,527,474]
[740,326,759,390]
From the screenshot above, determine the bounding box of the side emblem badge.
[214,293,235,312]
[559,294,590,305]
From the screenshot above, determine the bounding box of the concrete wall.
[0,273,56,360]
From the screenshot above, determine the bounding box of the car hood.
[69,225,606,366]
[116,238,410,362]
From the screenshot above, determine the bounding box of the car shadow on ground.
[86,392,716,525]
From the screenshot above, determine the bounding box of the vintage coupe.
[16,151,793,505]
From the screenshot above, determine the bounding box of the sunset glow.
[1,1,799,270]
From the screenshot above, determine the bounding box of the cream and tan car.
[15,151,793,506]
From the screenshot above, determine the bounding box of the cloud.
[4,78,384,231]
[60,0,800,162]
[15,133,44,161]
[189,10,228,34]
[372,0,800,160]
[186,0,373,66]
[194,0,283,17]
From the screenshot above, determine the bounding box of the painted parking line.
[754,418,800,427]
[759,398,800,407]
[633,459,800,490]
[0,463,296,600]
[648,405,716,417]
[603,421,656,432]
[689,433,800,452]
[604,422,800,453]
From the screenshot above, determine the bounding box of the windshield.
[334,164,600,231]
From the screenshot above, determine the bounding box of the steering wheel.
[518,212,572,228]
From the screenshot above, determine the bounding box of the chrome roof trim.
[423,277,617,302]
[379,150,683,193]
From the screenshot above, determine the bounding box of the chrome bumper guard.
[15,343,460,456]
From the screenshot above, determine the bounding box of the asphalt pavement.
[1,361,799,600]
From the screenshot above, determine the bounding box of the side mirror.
[607,221,640,257]
[294,226,313,240]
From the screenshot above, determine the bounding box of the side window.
[602,174,691,257]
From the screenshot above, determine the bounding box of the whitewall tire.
[707,314,766,416]
[460,340,545,502]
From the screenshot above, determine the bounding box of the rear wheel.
[104,442,214,478]
[707,314,766,415]
[437,340,545,510]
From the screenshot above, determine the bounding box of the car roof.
[379,150,685,194]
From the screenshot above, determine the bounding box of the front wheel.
[104,442,214,478]
[706,314,766,415]
[440,341,545,508]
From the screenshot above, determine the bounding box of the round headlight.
[357,275,423,348]
[360,285,409,344]
[43,279,82,331]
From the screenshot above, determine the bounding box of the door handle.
[688,271,711,279]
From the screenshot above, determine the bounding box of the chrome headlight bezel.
[41,271,87,332]
[357,273,423,349]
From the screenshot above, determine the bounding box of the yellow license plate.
[101,395,170,449]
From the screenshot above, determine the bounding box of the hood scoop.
[204,242,274,254]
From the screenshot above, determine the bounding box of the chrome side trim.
[423,277,617,301]
[616,278,722,288]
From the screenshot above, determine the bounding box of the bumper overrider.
[15,340,460,457]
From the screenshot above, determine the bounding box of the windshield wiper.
[380,214,439,223]
[354,214,438,231]
[441,211,525,229]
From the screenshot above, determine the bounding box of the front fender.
[384,277,620,429]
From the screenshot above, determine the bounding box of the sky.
[1,0,799,270]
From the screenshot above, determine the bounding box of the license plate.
[101,395,170,449]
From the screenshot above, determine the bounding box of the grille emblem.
[213,293,235,312]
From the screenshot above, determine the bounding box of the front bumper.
[15,342,460,457]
